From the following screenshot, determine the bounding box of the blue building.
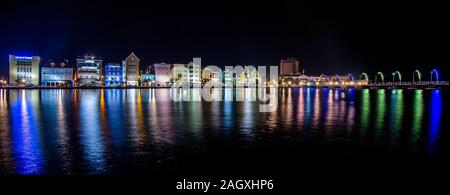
[41,60,74,87]
[104,63,124,86]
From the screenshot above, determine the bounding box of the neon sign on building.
[14,56,33,60]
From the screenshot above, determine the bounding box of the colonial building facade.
[172,64,189,84]
[76,55,102,87]
[154,63,171,87]
[124,52,140,86]
[41,60,74,87]
[189,57,202,84]
[104,63,125,87]
[9,55,41,86]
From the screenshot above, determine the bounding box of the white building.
[223,69,234,87]
[9,55,40,86]
[76,55,102,87]
[171,64,189,84]
[154,63,171,87]
[41,60,74,87]
[202,66,222,83]
[189,57,201,84]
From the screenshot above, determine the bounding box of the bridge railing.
[366,81,449,86]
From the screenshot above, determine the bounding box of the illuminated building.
[140,65,155,87]
[9,55,41,86]
[41,60,74,87]
[172,64,189,84]
[104,63,124,87]
[76,55,102,87]
[189,58,202,84]
[280,57,300,76]
[124,52,140,86]
[223,69,234,87]
[236,66,259,86]
[140,74,155,87]
[154,63,171,87]
[202,66,222,84]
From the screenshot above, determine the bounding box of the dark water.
[0,88,448,175]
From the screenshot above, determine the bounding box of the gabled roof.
[125,52,140,62]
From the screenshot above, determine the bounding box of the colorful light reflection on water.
[0,88,448,175]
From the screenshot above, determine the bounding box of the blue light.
[431,69,439,82]
[10,91,44,175]
[427,89,442,154]
[14,56,33,60]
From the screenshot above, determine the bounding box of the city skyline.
[0,1,449,79]
[0,0,449,191]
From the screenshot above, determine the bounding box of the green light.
[360,73,369,81]
[375,89,386,141]
[414,70,421,81]
[389,89,404,141]
[393,71,402,82]
[415,89,423,94]
[411,90,423,143]
[360,89,370,135]
[376,72,384,83]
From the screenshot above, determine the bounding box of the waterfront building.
[41,60,74,87]
[154,63,171,87]
[236,66,259,86]
[140,65,155,87]
[281,75,322,86]
[280,58,300,76]
[76,55,102,87]
[188,57,202,84]
[140,73,155,87]
[202,66,222,84]
[328,75,354,85]
[0,76,6,87]
[124,52,140,87]
[172,64,189,84]
[223,69,235,87]
[104,62,125,87]
[9,55,40,86]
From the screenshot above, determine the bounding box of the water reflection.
[0,89,13,174]
[374,89,386,141]
[0,88,447,175]
[427,90,442,154]
[389,89,404,142]
[79,90,107,174]
[411,90,424,143]
[10,90,44,175]
[360,89,370,137]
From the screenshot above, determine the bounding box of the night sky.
[0,0,448,80]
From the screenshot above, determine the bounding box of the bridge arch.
[375,72,384,84]
[392,71,401,83]
[347,74,354,81]
[413,70,421,82]
[360,73,369,81]
[430,69,439,82]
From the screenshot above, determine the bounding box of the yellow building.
[9,55,41,86]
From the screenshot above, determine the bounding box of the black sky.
[0,0,448,80]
